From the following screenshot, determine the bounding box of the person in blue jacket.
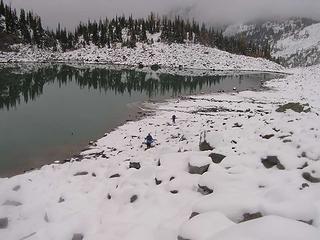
[145,133,154,148]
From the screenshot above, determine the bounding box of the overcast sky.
[4,0,320,29]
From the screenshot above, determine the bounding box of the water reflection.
[0,64,271,110]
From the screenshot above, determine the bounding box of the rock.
[73,171,88,176]
[169,176,175,181]
[2,200,22,206]
[155,178,162,185]
[276,102,310,113]
[261,156,285,170]
[130,195,138,203]
[189,212,199,219]
[209,153,226,164]
[198,184,213,195]
[272,127,280,132]
[129,162,141,169]
[298,162,308,169]
[58,197,65,203]
[199,131,213,151]
[260,134,275,139]
[72,233,84,240]
[199,140,213,151]
[150,64,160,71]
[233,123,243,128]
[188,163,210,175]
[302,172,320,183]
[88,140,97,146]
[300,183,310,190]
[0,217,8,229]
[12,185,21,191]
[109,173,120,178]
[170,190,178,194]
[91,173,96,177]
[107,194,112,199]
[177,236,190,240]
[240,212,263,222]
[179,135,187,141]
[299,219,313,225]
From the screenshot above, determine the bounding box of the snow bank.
[208,215,320,240]
[1,63,320,239]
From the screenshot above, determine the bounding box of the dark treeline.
[0,0,271,59]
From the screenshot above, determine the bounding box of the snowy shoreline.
[1,50,320,239]
[0,42,285,73]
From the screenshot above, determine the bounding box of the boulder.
[73,171,88,176]
[155,178,162,185]
[189,212,199,219]
[130,195,138,203]
[129,162,141,169]
[72,233,84,240]
[199,140,213,151]
[0,217,8,229]
[109,173,120,178]
[2,200,22,206]
[276,102,311,113]
[240,212,263,222]
[302,172,320,183]
[177,236,190,240]
[261,156,285,170]
[209,153,226,164]
[188,163,210,175]
[199,131,214,151]
[198,184,213,195]
[260,134,275,139]
[188,155,211,174]
[12,185,21,191]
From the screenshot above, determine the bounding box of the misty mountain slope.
[224,18,320,67]
[273,23,320,67]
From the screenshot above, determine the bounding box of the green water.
[0,64,281,177]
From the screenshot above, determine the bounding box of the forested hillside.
[0,0,272,60]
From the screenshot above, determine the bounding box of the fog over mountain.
[4,0,320,29]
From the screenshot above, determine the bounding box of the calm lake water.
[0,64,282,177]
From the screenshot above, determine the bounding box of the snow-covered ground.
[0,58,319,239]
[0,42,284,72]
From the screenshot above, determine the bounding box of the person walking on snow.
[172,114,176,124]
[145,133,154,148]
